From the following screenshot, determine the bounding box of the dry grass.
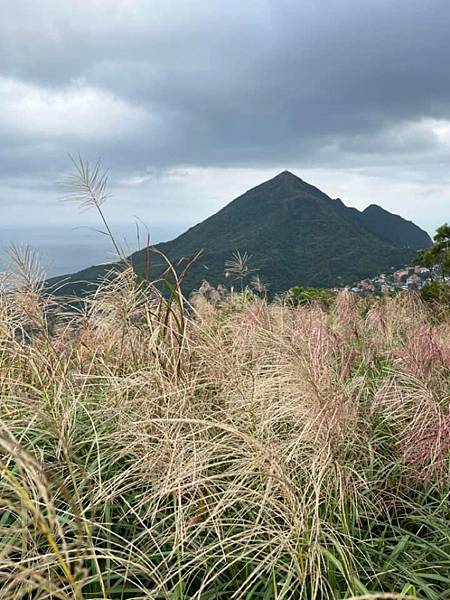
[0,264,449,599]
[0,157,448,598]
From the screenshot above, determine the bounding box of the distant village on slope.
[342,264,446,296]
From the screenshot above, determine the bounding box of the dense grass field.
[0,264,449,599]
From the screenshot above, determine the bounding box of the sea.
[0,223,187,279]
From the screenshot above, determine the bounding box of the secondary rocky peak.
[363,203,385,213]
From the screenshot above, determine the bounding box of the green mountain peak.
[47,171,432,298]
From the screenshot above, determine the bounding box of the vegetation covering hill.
[49,170,432,297]
[360,203,432,249]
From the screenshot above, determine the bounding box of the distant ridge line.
[47,170,432,298]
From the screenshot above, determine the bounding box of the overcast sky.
[1,0,450,235]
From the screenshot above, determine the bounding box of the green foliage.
[282,285,335,307]
[420,279,450,305]
[416,223,450,278]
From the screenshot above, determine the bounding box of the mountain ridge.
[47,171,432,297]
[360,203,431,248]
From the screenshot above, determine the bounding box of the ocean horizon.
[0,222,188,279]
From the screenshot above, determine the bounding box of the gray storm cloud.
[0,0,449,228]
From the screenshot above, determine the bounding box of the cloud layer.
[1,0,449,231]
